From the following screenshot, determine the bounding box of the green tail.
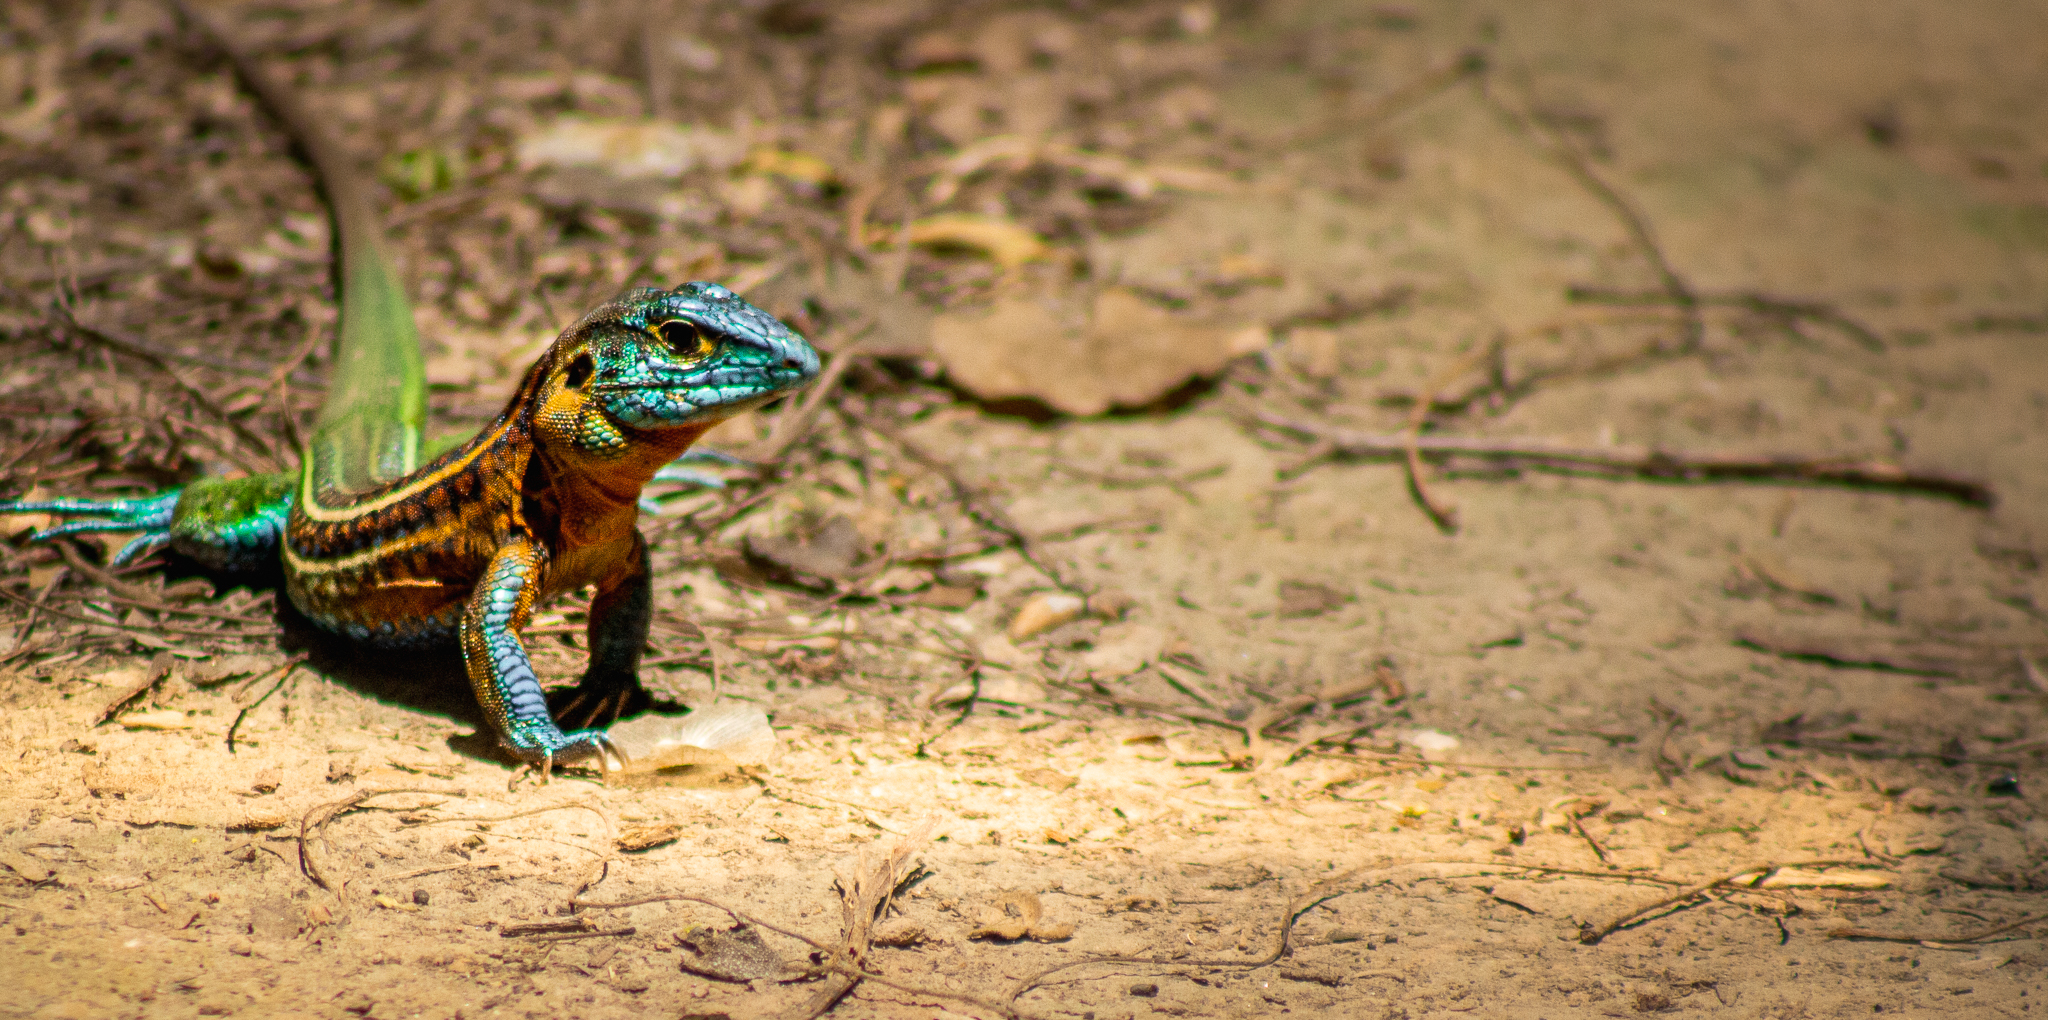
[308,200,426,496]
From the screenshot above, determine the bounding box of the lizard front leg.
[461,536,618,776]
[550,530,654,731]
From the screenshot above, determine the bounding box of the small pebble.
[1129,983,1158,998]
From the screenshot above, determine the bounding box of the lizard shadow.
[268,593,687,769]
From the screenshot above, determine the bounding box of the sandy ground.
[2,1,2046,1018]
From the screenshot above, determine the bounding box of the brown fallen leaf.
[932,287,1267,415]
[616,824,686,853]
[1277,580,1348,618]
[675,924,802,982]
[969,890,1074,942]
[745,514,868,581]
[871,917,926,947]
[1017,767,1078,791]
[1080,623,1169,680]
[905,213,1048,269]
[1009,592,1085,640]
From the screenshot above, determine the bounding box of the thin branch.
[1478,80,1702,353]
[1565,285,1885,352]
[1247,410,1993,507]
[1579,859,1882,944]
[851,410,1072,589]
[52,309,285,474]
[0,585,275,641]
[1830,910,2048,945]
[225,654,307,752]
[299,788,463,893]
[754,328,872,463]
[1291,49,1489,146]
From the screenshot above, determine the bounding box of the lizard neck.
[528,420,713,549]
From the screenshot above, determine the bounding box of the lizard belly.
[288,569,471,647]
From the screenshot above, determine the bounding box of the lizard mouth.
[588,374,804,394]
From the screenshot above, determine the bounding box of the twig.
[94,651,175,726]
[1292,49,1488,146]
[577,854,1023,1020]
[754,329,872,463]
[4,566,67,656]
[299,788,462,893]
[1570,816,1612,867]
[0,585,272,640]
[1477,81,1702,354]
[225,654,307,752]
[794,820,935,1020]
[1647,698,1685,785]
[51,307,285,475]
[1401,348,1490,533]
[1565,286,1885,352]
[575,892,831,951]
[49,541,163,602]
[1734,625,2003,677]
[1247,410,1994,507]
[853,411,1071,589]
[1578,859,1881,944]
[1310,751,1601,772]
[1829,910,2048,945]
[1006,860,1434,1005]
[533,926,637,943]
[91,589,275,627]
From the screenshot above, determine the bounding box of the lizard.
[0,3,820,777]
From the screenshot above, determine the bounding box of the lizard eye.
[657,319,717,361]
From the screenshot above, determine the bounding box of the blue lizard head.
[531,283,819,456]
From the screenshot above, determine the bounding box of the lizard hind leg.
[0,490,182,566]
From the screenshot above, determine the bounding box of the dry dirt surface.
[3,1,2047,1018]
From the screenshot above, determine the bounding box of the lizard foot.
[548,681,650,733]
[0,490,182,566]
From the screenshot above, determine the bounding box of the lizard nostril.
[782,357,803,370]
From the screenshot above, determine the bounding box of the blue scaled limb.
[0,490,182,566]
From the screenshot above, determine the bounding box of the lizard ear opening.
[563,352,594,390]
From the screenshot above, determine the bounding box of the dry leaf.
[675,924,797,982]
[743,147,835,186]
[964,890,1075,941]
[745,514,867,580]
[515,116,745,179]
[1008,592,1084,640]
[906,213,1049,269]
[119,709,191,730]
[1754,868,1890,890]
[1017,767,1077,791]
[1080,623,1169,680]
[932,288,1267,415]
[1276,579,1347,617]
[872,917,927,946]
[616,824,686,853]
